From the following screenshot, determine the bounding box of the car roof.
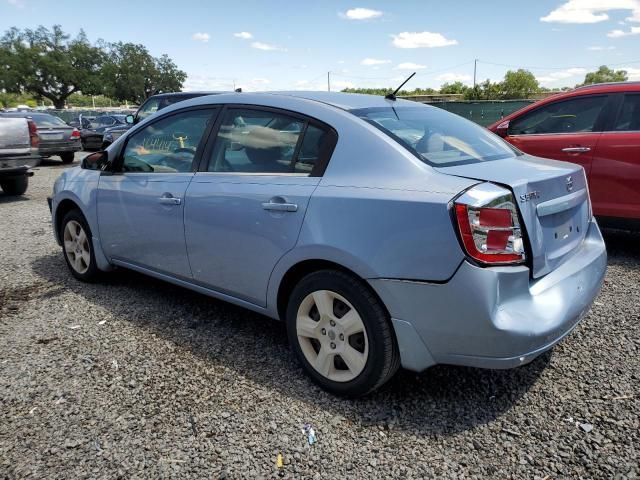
[262,91,420,111]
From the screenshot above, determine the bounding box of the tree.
[101,43,187,104]
[500,69,539,99]
[0,25,105,108]
[439,81,468,95]
[464,79,502,100]
[581,65,628,85]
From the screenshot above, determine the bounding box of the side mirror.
[81,151,109,171]
[495,120,510,138]
[125,114,135,125]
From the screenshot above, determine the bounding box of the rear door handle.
[262,196,298,212]
[562,147,591,153]
[158,193,182,205]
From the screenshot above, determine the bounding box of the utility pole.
[473,59,478,90]
[327,71,331,92]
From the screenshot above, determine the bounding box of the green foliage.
[580,65,628,86]
[0,25,186,108]
[101,43,187,103]
[439,81,468,95]
[0,25,105,108]
[500,69,540,99]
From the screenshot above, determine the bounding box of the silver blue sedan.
[49,92,607,396]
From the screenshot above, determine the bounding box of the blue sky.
[2,0,640,92]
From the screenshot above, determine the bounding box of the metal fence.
[424,100,534,126]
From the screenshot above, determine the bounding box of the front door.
[505,94,609,175]
[97,107,218,278]
[185,107,336,305]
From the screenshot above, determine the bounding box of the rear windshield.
[29,114,68,128]
[351,106,518,167]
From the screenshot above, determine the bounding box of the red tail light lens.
[27,120,39,148]
[70,128,81,139]
[454,184,526,265]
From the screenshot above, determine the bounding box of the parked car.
[0,116,40,195]
[0,112,81,164]
[488,81,640,229]
[101,92,221,149]
[49,92,606,396]
[80,114,127,151]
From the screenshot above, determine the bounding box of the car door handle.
[262,197,298,212]
[562,147,591,153]
[158,194,182,205]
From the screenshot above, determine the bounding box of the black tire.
[286,269,400,397]
[60,152,75,164]
[0,176,28,195]
[60,209,101,282]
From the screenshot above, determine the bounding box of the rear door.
[590,92,640,219]
[505,94,609,175]
[184,106,337,305]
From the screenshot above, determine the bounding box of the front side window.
[509,95,607,135]
[208,109,313,174]
[352,106,517,167]
[122,109,216,173]
[136,98,162,122]
[613,94,640,131]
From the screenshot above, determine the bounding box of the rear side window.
[509,95,607,135]
[207,108,334,175]
[613,94,640,131]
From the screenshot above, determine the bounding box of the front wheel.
[60,152,75,164]
[61,209,100,282]
[0,176,28,195]
[286,270,400,397]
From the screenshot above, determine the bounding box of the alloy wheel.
[63,220,91,274]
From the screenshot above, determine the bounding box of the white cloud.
[184,75,234,91]
[536,68,587,85]
[341,8,383,20]
[607,26,640,36]
[587,45,616,50]
[623,66,640,79]
[233,32,253,40]
[436,73,472,84]
[361,58,391,66]
[7,0,25,7]
[251,41,286,51]
[541,0,640,24]
[192,32,210,43]
[391,31,458,48]
[395,62,426,70]
[293,79,354,91]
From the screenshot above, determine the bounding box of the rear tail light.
[70,128,81,139]
[453,183,526,265]
[27,120,39,148]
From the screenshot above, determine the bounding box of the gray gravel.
[1,153,639,479]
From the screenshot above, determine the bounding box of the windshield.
[351,106,518,167]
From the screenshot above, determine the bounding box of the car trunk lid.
[37,126,74,144]
[436,155,591,278]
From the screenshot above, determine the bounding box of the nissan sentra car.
[49,92,607,397]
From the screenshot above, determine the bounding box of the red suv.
[488,82,640,228]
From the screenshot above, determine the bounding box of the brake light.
[70,128,81,139]
[27,120,39,148]
[453,184,526,265]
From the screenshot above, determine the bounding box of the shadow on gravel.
[602,228,640,264]
[0,192,30,204]
[32,252,551,436]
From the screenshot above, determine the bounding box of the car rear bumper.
[0,155,41,177]
[369,218,607,372]
[39,141,81,155]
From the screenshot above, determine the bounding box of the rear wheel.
[286,270,400,397]
[61,209,100,282]
[0,176,28,195]
[60,152,75,164]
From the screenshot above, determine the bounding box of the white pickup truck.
[0,117,41,195]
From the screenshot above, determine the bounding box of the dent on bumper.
[371,219,607,372]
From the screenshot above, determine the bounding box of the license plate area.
[43,133,64,141]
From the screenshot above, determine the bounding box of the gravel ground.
[1,153,639,479]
